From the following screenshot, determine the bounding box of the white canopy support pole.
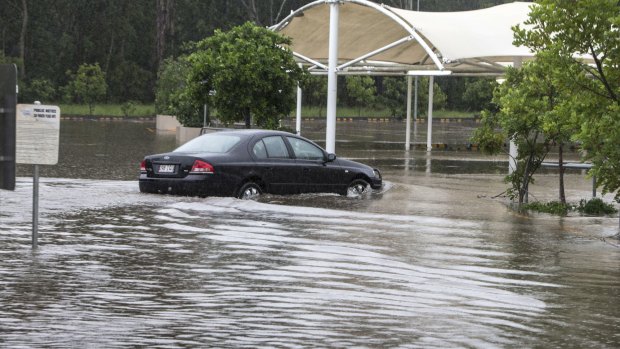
[295,63,303,135]
[292,51,328,71]
[405,75,413,151]
[338,35,413,70]
[325,0,340,153]
[508,140,518,174]
[413,76,419,121]
[509,57,523,174]
[426,76,434,152]
[296,82,302,136]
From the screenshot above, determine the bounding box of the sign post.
[0,64,17,191]
[16,103,60,248]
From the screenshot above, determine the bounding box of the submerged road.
[1,120,619,348]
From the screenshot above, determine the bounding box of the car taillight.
[140,160,147,173]
[190,160,214,174]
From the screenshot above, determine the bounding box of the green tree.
[21,78,56,103]
[419,77,447,113]
[185,22,304,128]
[473,60,573,205]
[513,0,620,200]
[155,56,192,116]
[108,61,153,103]
[301,75,327,117]
[345,76,376,117]
[462,78,498,112]
[381,77,406,118]
[379,76,447,118]
[66,63,107,115]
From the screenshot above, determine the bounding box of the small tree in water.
[473,59,575,206]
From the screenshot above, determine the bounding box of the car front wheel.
[346,179,370,197]
[237,182,262,200]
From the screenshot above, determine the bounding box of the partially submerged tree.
[473,59,573,205]
[513,0,620,200]
[185,22,304,129]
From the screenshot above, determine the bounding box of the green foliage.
[522,201,571,216]
[577,198,618,216]
[60,103,155,117]
[345,76,377,117]
[378,77,447,118]
[522,198,618,216]
[170,88,204,127]
[418,77,447,113]
[120,101,137,117]
[2,1,519,107]
[471,111,505,154]
[185,22,305,128]
[108,62,154,103]
[155,57,193,116]
[301,75,327,116]
[381,77,407,118]
[472,60,575,205]
[462,78,498,112]
[65,63,108,115]
[513,0,620,200]
[21,78,56,103]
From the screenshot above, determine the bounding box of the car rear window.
[174,134,241,153]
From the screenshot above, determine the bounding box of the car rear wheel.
[346,179,370,197]
[237,182,262,200]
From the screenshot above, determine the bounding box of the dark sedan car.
[139,129,382,199]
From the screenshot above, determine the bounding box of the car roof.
[208,129,295,138]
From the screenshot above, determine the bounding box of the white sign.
[16,104,60,165]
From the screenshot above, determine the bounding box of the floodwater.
[1,119,619,348]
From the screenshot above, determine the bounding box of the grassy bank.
[289,106,477,119]
[57,103,477,119]
[59,103,156,117]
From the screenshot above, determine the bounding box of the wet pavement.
[1,119,619,348]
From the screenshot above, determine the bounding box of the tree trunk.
[156,0,173,67]
[241,0,260,25]
[558,142,566,204]
[244,109,251,129]
[18,0,28,79]
[104,36,114,74]
[519,155,531,206]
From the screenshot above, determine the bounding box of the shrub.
[121,101,137,117]
[522,201,571,216]
[21,78,56,103]
[577,198,618,215]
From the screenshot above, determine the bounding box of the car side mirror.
[326,153,336,162]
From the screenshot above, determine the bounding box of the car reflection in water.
[139,129,382,199]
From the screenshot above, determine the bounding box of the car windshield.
[174,134,241,153]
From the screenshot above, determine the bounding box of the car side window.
[286,137,324,161]
[262,136,290,158]
[252,140,268,159]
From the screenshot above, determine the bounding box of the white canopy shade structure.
[271,0,535,154]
